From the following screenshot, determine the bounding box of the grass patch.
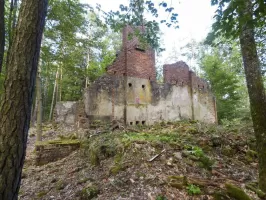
[110,153,124,175]
[75,185,99,200]
[187,184,201,195]
[122,132,179,144]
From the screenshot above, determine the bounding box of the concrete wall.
[125,77,193,125]
[84,75,217,125]
[84,75,125,122]
[54,101,78,125]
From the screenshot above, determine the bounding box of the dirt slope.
[19,121,261,200]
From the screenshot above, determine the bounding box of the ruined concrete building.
[81,26,217,125]
[55,26,217,126]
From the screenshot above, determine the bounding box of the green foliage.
[180,38,250,122]
[208,0,266,42]
[207,0,266,87]
[198,155,215,171]
[156,195,167,200]
[39,1,121,120]
[181,39,201,73]
[40,0,91,119]
[200,47,243,121]
[96,0,178,53]
[81,133,124,166]
[186,184,201,195]
[122,132,179,144]
[185,145,214,170]
[76,185,99,200]
[110,153,125,175]
[188,146,204,157]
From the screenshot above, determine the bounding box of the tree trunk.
[11,0,18,32]
[43,63,49,120]
[85,52,90,88]
[31,91,37,125]
[49,66,59,121]
[6,0,18,69]
[58,64,62,101]
[238,0,266,192]
[0,0,4,73]
[36,70,42,141]
[0,0,48,199]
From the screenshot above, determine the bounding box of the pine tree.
[0,0,48,198]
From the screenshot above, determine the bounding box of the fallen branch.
[148,149,166,162]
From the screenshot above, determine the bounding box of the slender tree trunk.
[85,52,90,88]
[5,0,18,69]
[36,69,42,141]
[31,91,37,125]
[238,0,266,192]
[59,64,62,101]
[49,66,59,121]
[0,0,4,73]
[6,0,14,68]
[0,0,48,199]
[43,63,49,120]
[11,0,18,32]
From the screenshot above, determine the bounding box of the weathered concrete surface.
[84,75,217,125]
[83,75,125,123]
[54,101,90,128]
[57,72,217,126]
[54,101,78,125]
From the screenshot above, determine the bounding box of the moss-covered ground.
[20,120,262,200]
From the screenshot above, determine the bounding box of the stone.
[166,157,174,166]
[173,152,182,160]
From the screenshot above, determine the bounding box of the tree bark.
[0,0,4,73]
[238,0,266,192]
[36,70,42,141]
[49,66,59,121]
[5,0,18,70]
[85,52,90,88]
[0,0,48,199]
[43,62,49,120]
[31,93,38,125]
[58,64,62,101]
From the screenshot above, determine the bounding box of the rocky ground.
[19,120,263,200]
